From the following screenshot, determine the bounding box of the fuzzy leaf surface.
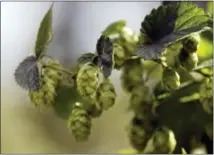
[136,2,212,60]
[14,56,40,91]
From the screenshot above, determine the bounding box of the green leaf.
[35,4,53,59]
[137,2,212,60]
[102,20,126,36]
[53,85,79,120]
[14,56,40,91]
[77,53,95,64]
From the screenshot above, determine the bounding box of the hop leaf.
[77,53,95,64]
[14,56,40,91]
[136,2,212,60]
[53,85,79,119]
[35,4,53,58]
[96,35,114,78]
[102,19,127,36]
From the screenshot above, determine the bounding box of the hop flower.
[121,58,144,93]
[113,44,126,69]
[76,63,99,98]
[200,78,213,114]
[162,68,180,91]
[178,48,199,71]
[68,102,92,142]
[96,78,117,111]
[182,34,200,53]
[28,60,62,106]
[143,127,177,154]
[129,85,155,120]
[129,116,155,152]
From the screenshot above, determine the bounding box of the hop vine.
[13,1,213,154]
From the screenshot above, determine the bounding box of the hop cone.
[68,103,92,142]
[182,34,200,53]
[143,127,177,154]
[200,78,213,114]
[178,48,198,71]
[162,68,180,91]
[96,78,117,111]
[121,58,144,93]
[113,44,126,69]
[76,63,99,98]
[29,60,61,106]
[130,85,155,120]
[129,116,155,152]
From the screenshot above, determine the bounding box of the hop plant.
[68,102,92,142]
[129,116,155,152]
[162,68,180,91]
[13,2,213,153]
[199,77,213,114]
[96,78,117,111]
[76,63,99,98]
[121,58,144,93]
[143,127,177,154]
[129,85,155,120]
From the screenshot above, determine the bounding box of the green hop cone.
[162,68,180,91]
[96,78,117,111]
[129,85,155,120]
[143,127,177,154]
[76,63,99,98]
[178,48,199,71]
[121,58,144,93]
[129,116,155,152]
[68,102,92,142]
[182,34,200,53]
[42,60,62,105]
[29,89,45,105]
[113,44,126,69]
[120,27,139,55]
[200,78,213,114]
[81,96,103,118]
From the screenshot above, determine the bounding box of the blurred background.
[1,1,213,153]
